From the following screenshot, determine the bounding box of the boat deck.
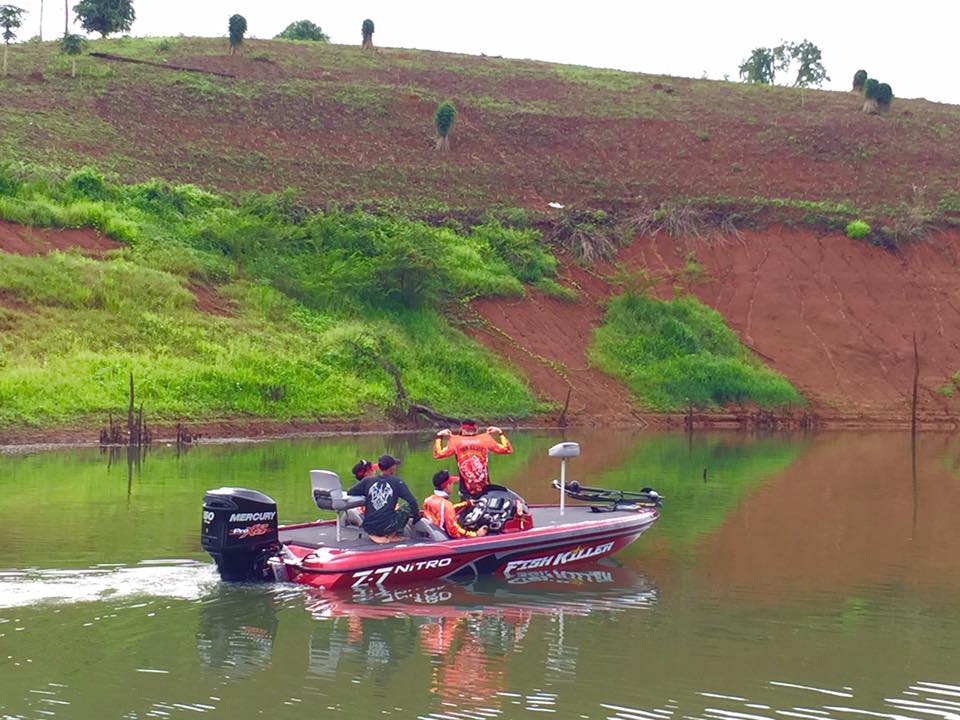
[279,505,651,553]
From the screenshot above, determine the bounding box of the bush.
[469,220,556,283]
[845,219,871,239]
[276,20,329,42]
[852,69,867,91]
[228,14,247,51]
[590,293,803,410]
[877,83,893,107]
[65,168,110,201]
[863,78,879,99]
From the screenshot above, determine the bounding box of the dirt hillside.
[3,39,960,212]
[470,227,960,424]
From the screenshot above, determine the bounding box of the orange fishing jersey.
[432,431,512,496]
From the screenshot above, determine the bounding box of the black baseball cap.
[351,459,373,479]
[432,470,452,489]
[460,418,477,428]
[378,453,401,470]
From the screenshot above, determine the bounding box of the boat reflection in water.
[197,561,657,710]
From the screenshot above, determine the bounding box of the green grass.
[0,167,551,427]
[589,292,804,410]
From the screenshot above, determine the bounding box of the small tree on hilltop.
[361,18,374,49]
[863,78,880,114]
[228,13,246,55]
[434,100,456,152]
[60,31,86,77]
[877,83,893,111]
[72,0,134,38]
[1,4,25,76]
[276,19,329,42]
[786,39,828,88]
[739,46,782,84]
[852,69,867,92]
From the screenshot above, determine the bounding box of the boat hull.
[276,507,658,590]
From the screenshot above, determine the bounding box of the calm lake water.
[1,430,959,719]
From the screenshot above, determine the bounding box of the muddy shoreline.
[2,411,958,454]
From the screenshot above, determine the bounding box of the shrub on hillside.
[590,292,803,410]
[276,20,329,42]
[228,14,247,55]
[862,78,880,114]
[470,221,556,283]
[434,101,457,152]
[852,69,867,92]
[361,18,374,49]
[877,83,893,110]
[845,219,870,239]
[59,33,87,78]
[65,167,110,201]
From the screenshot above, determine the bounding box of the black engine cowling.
[201,488,279,581]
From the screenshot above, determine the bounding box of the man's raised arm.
[433,428,455,459]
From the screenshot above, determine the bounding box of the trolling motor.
[551,479,663,512]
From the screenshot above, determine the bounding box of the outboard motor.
[201,488,279,581]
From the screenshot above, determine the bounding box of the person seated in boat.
[433,419,512,499]
[423,470,489,539]
[346,454,421,543]
[351,459,378,483]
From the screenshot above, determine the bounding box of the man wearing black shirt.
[346,454,420,542]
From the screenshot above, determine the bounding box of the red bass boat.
[200,442,661,590]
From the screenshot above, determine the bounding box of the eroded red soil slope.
[471,228,960,423]
[0,221,120,256]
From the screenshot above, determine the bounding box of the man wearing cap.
[346,454,421,543]
[423,470,489,539]
[433,419,513,499]
[351,459,378,483]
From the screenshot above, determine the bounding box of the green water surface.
[1,430,958,719]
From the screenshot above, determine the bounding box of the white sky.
[12,0,960,105]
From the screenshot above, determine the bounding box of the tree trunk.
[862,98,879,114]
[39,0,44,41]
[64,0,68,35]
[362,34,373,50]
[71,57,76,77]
[2,45,7,76]
[435,134,450,152]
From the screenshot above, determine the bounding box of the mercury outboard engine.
[201,487,279,581]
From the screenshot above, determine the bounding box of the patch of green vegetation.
[846,219,871,239]
[0,167,553,426]
[589,291,803,410]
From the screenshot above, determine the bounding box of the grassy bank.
[0,166,556,426]
[589,291,803,410]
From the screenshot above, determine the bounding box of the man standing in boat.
[433,419,513,499]
[346,454,420,543]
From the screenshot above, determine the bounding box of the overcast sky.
[13,1,960,105]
